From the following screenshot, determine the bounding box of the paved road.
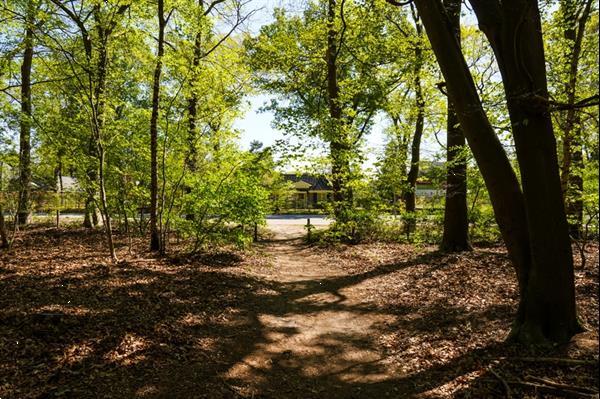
[266,214,330,224]
[27,212,332,239]
[265,214,332,239]
[44,213,332,224]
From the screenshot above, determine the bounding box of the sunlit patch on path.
[225,238,401,391]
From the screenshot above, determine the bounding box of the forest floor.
[0,225,598,398]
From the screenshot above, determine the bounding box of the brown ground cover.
[0,226,598,398]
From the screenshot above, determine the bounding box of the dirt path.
[224,231,403,398]
[2,228,597,398]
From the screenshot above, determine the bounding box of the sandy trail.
[224,229,402,398]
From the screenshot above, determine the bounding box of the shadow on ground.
[0,228,597,398]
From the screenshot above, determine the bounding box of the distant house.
[0,164,83,211]
[282,173,333,209]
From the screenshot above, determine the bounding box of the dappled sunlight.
[225,297,400,388]
[178,312,205,327]
[57,340,96,366]
[1,228,597,398]
[104,333,150,366]
[31,304,113,317]
[135,384,160,397]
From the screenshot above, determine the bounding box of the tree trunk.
[83,137,99,228]
[97,145,116,260]
[17,3,34,226]
[93,18,118,261]
[0,204,8,249]
[402,9,424,235]
[403,73,424,232]
[186,0,205,173]
[55,161,63,228]
[440,0,471,252]
[0,163,8,248]
[565,138,584,237]
[412,0,532,341]
[467,0,581,343]
[326,0,352,222]
[149,0,166,251]
[559,0,593,238]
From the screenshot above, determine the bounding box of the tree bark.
[84,139,99,229]
[186,0,204,173]
[49,1,128,261]
[55,160,63,228]
[402,9,425,234]
[411,0,533,341]
[149,0,166,251]
[440,0,471,252]
[413,0,582,344]
[0,204,8,249]
[559,0,593,238]
[469,0,582,344]
[17,2,34,226]
[327,0,352,222]
[90,4,129,261]
[0,162,8,248]
[94,26,117,261]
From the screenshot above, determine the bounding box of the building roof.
[283,173,332,191]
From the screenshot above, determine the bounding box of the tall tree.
[185,0,239,172]
[150,0,168,251]
[401,5,425,233]
[49,0,131,261]
[16,0,35,225]
[409,0,582,344]
[247,1,403,227]
[440,0,471,251]
[557,0,595,238]
[469,0,581,343]
[326,0,353,221]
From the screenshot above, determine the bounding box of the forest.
[0,0,598,397]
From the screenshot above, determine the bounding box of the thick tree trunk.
[83,199,93,228]
[440,0,471,252]
[412,0,533,340]
[559,0,593,238]
[149,0,165,251]
[468,0,582,343]
[17,5,34,226]
[441,101,471,251]
[414,0,581,344]
[83,195,99,228]
[326,0,352,222]
[329,141,352,221]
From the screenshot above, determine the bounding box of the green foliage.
[172,145,273,249]
[0,0,597,253]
